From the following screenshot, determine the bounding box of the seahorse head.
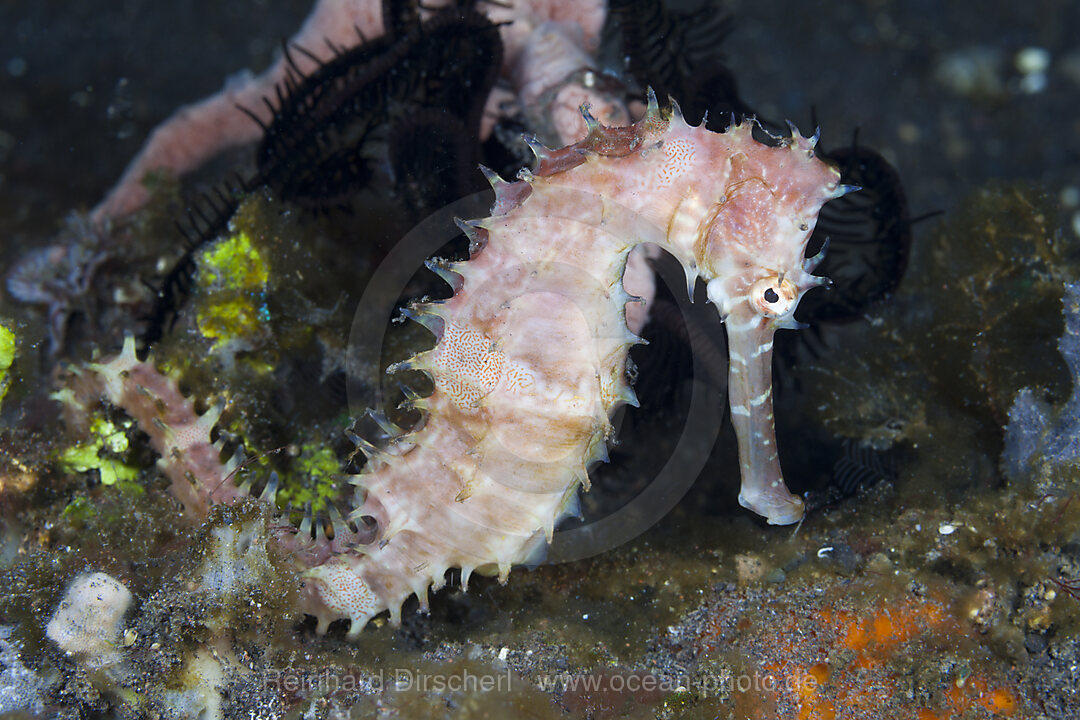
[699,122,844,325]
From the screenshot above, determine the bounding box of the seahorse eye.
[750,276,798,317]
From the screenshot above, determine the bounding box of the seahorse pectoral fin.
[724,313,805,525]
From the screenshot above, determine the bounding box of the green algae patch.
[197,230,270,290]
[275,442,343,512]
[0,323,14,404]
[57,415,140,486]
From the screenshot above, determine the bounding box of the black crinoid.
[797,130,914,327]
[605,0,757,126]
[249,0,502,215]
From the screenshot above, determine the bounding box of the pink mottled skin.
[90,0,607,226]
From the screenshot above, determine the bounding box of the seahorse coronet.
[69,95,842,637]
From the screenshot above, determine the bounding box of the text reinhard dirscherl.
[264,667,513,695]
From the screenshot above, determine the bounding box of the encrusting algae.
[193,229,271,353]
[56,414,140,488]
[0,324,14,406]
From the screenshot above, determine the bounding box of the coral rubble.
[46,572,132,670]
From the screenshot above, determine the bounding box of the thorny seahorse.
[64,93,846,638]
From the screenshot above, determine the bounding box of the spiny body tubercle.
[73,94,843,638]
